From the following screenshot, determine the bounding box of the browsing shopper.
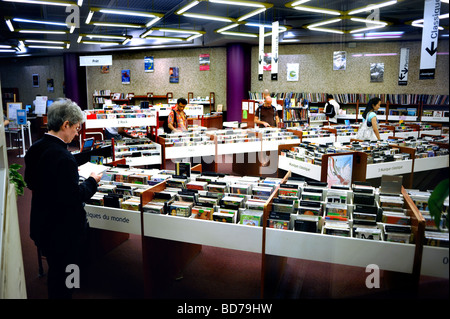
[25,98,102,299]
[255,96,280,128]
[357,97,382,140]
[168,98,188,132]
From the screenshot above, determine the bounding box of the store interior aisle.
[7,142,449,300]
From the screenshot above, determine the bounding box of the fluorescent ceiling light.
[0,49,17,52]
[411,15,446,31]
[182,13,234,23]
[238,8,266,21]
[293,5,341,16]
[66,43,70,48]
[307,19,341,28]
[85,10,94,24]
[209,0,266,8]
[3,0,72,6]
[146,17,161,28]
[176,1,200,15]
[97,9,158,18]
[77,0,82,6]
[144,36,185,42]
[216,23,239,33]
[308,27,344,34]
[245,23,288,32]
[122,38,131,45]
[291,0,310,5]
[27,45,65,49]
[92,22,143,28]
[220,31,257,37]
[140,29,153,38]
[18,29,67,34]
[81,41,120,45]
[0,45,13,48]
[352,31,403,39]
[77,36,82,42]
[5,19,14,31]
[187,34,203,41]
[348,0,397,15]
[13,18,67,26]
[156,28,202,34]
[85,34,128,40]
[281,39,300,42]
[24,39,66,44]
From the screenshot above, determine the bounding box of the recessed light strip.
[348,0,398,15]
[84,34,128,40]
[12,18,67,26]
[156,28,203,35]
[293,5,341,16]
[209,0,266,8]
[176,1,200,15]
[237,8,267,21]
[216,23,240,33]
[24,39,66,44]
[220,31,257,37]
[97,9,158,18]
[81,41,120,45]
[18,29,68,34]
[307,18,341,28]
[5,19,14,31]
[182,13,235,23]
[144,36,185,42]
[290,0,311,6]
[3,0,73,7]
[27,45,65,49]
[92,22,143,28]
[308,27,344,34]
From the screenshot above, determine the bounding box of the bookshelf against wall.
[187,92,215,113]
[249,92,449,124]
[92,90,173,109]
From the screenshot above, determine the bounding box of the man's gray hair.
[47,98,85,132]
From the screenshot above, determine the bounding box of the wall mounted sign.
[398,48,410,85]
[271,21,279,81]
[419,0,441,79]
[79,55,113,66]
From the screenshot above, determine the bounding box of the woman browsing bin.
[357,97,382,141]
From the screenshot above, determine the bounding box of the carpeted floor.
[5,133,449,300]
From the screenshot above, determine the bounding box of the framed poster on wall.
[32,74,39,87]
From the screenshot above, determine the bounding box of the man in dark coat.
[25,98,102,299]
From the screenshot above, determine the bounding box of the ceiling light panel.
[87,7,164,28]
[177,0,272,23]
[348,0,398,16]
[3,0,74,7]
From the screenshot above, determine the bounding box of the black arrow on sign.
[425,42,438,56]
[399,73,405,80]
[402,67,408,74]
[273,54,278,63]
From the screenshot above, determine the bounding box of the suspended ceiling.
[0,0,448,58]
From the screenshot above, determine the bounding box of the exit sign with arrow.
[419,0,441,80]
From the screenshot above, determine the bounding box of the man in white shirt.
[324,94,340,124]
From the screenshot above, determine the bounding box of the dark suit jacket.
[25,134,98,254]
